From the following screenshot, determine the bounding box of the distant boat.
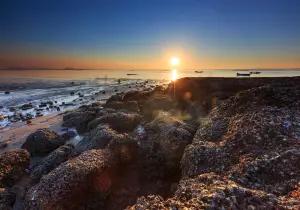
[250,71,261,74]
[237,72,251,77]
[194,70,203,73]
[127,73,138,76]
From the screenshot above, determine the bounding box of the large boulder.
[181,141,231,177]
[127,173,288,209]
[180,84,300,204]
[24,149,117,210]
[75,125,129,154]
[0,149,30,187]
[0,188,16,210]
[88,112,142,133]
[21,128,65,156]
[138,112,196,179]
[62,110,96,133]
[140,93,175,119]
[30,144,74,182]
[104,100,140,113]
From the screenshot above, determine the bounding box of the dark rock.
[127,173,287,209]
[140,93,175,119]
[39,102,47,108]
[35,111,43,117]
[24,149,117,210]
[21,128,66,156]
[0,149,30,187]
[0,142,8,150]
[30,144,74,182]
[8,107,16,112]
[0,188,16,210]
[104,100,140,112]
[138,112,196,179]
[62,110,96,133]
[4,91,10,95]
[231,148,300,196]
[21,103,33,110]
[88,112,142,132]
[75,125,129,154]
[180,83,300,206]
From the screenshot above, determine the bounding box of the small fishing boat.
[250,71,261,74]
[194,70,203,73]
[127,73,138,76]
[237,72,251,77]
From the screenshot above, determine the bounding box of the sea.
[0,68,300,128]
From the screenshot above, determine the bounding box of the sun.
[170,57,180,66]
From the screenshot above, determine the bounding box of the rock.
[139,112,196,179]
[75,125,129,154]
[0,114,5,121]
[0,149,30,187]
[106,94,123,104]
[30,144,74,182]
[21,103,33,110]
[88,112,142,132]
[62,110,96,133]
[181,141,231,177]
[108,134,138,164]
[104,100,140,112]
[24,149,117,210]
[179,83,300,206]
[4,91,10,95]
[140,93,175,119]
[21,128,66,156]
[0,142,8,150]
[127,173,285,209]
[231,148,300,196]
[0,188,16,210]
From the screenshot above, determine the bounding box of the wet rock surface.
[21,128,66,156]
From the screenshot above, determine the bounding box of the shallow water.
[0,78,161,128]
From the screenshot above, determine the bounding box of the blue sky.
[1,0,300,69]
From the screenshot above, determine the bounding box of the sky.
[1,0,300,70]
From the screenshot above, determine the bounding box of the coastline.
[0,76,300,209]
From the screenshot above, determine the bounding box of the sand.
[0,113,63,154]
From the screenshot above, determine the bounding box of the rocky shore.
[1,77,300,209]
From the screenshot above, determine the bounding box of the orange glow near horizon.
[1,50,300,70]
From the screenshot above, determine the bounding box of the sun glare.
[171,69,177,81]
[170,57,180,66]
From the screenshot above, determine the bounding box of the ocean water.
[0,68,299,128]
[0,76,162,128]
[1,69,300,81]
